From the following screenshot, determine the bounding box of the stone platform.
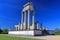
[8,30,42,36]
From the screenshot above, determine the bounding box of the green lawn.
[0,34,41,40]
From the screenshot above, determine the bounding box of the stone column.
[21,12,23,30]
[32,11,34,30]
[18,23,20,30]
[16,27,17,31]
[18,26,19,31]
[17,26,19,31]
[28,10,30,30]
[37,23,38,30]
[23,13,25,30]
[45,27,48,30]
[16,27,18,31]
[24,12,26,30]
[15,25,18,31]
[20,24,22,30]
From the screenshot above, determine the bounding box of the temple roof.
[23,2,33,7]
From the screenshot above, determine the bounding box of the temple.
[8,2,54,36]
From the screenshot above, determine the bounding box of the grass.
[0,34,41,40]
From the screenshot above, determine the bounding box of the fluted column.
[28,10,30,30]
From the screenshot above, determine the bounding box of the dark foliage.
[0,28,8,34]
[0,28,2,34]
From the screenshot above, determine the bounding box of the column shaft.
[18,25,20,31]
[28,10,30,30]
[16,27,17,31]
[23,13,24,30]
[21,12,23,30]
[32,11,34,30]
[24,12,26,30]
[37,23,38,29]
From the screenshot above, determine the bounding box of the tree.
[54,28,60,35]
[0,28,2,34]
[2,29,8,34]
[54,28,60,32]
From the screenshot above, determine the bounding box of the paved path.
[8,35,60,40]
[24,35,60,40]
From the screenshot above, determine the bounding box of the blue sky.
[0,0,60,30]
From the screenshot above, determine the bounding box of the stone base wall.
[8,30,42,36]
[8,30,54,36]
